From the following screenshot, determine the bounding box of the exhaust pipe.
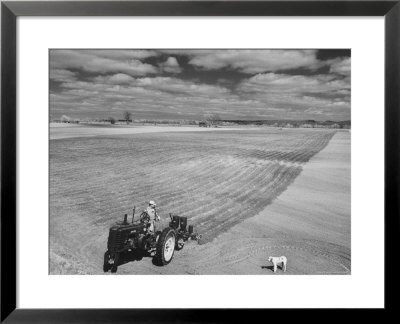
[132,206,136,223]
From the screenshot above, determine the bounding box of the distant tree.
[204,113,221,126]
[123,111,132,124]
[108,117,116,125]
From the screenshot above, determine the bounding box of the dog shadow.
[261,264,284,272]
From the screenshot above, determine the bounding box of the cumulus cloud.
[81,49,158,60]
[238,73,350,95]
[50,49,351,120]
[236,72,350,119]
[133,77,230,97]
[50,69,78,82]
[102,73,135,85]
[87,73,230,98]
[159,57,182,73]
[50,50,158,76]
[52,73,351,120]
[162,49,321,73]
[329,57,351,76]
[51,75,245,119]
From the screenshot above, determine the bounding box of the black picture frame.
[1,1,399,322]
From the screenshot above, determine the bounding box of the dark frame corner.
[1,1,399,322]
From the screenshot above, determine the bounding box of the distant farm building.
[60,115,71,123]
[52,115,80,124]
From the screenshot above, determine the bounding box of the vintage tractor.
[103,207,200,273]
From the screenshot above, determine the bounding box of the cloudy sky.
[50,49,350,121]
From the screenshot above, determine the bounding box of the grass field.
[49,126,340,274]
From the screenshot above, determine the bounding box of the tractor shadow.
[152,257,160,266]
[117,250,150,267]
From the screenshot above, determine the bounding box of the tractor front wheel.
[110,253,120,273]
[155,227,176,265]
[103,251,112,272]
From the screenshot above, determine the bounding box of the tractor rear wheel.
[155,227,176,265]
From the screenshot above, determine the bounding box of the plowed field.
[49,126,342,274]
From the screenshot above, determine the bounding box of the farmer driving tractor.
[144,200,160,233]
[104,200,201,272]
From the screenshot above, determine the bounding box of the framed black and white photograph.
[49,48,351,276]
[1,0,399,321]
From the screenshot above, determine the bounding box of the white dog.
[268,256,287,273]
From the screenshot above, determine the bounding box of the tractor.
[103,207,200,273]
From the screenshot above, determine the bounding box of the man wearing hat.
[145,200,160,233]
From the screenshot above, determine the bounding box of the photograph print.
[49,49,350,275]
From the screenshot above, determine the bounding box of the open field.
[49,125,350,274]
[49,123,246,140]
